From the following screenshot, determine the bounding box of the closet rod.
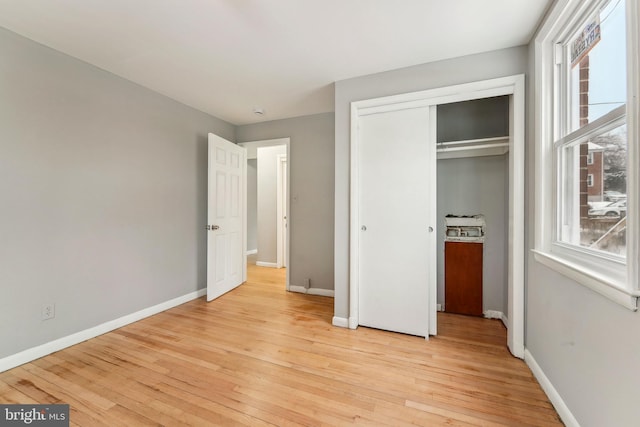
[437,136,509,147]
[437,142,509,153]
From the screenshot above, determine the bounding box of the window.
[534,0,639,309]
[556,0,627,258]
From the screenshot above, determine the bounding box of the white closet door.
[358,106,434,337]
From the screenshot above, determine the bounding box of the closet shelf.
[437,136,509,159]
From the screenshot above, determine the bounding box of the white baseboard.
[484,310,509,329]
[483,309,503,319]
[524,349,579,427]
[332,316,349,328]
[0,288,206,373]
[348,316,358,329]
[246,249,257,255]
[501,313,508,329]
[309,288,334,297]
[289,285,335,297]
[256,261,278,268]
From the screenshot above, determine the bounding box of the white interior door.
[207,133,247,301]
[358,106,435,337]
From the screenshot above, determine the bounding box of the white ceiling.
[0,0,551,125]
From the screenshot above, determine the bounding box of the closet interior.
[436,95,510,320]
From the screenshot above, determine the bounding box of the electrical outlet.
[437,303,443,312]
[42,303,55,321]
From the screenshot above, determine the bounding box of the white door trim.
[349,75,525,359]
[276,154,287,269]
[239,138,291,291]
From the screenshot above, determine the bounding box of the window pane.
[568,0,626,132]
[559,123,627,256]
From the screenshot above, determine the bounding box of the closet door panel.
[358,107,433,337]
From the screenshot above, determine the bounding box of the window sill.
[532,250,639,311]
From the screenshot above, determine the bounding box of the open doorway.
[436,96,510,346]
[239,138,290,289]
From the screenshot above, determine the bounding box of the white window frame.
[587,151,594,165]
[533,0,640,310]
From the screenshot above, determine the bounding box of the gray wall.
[237,113,335,290]
[0,28,234,358]
[437,156,508,314]
[256,145,286,264]
[525,40,640,426]
[247,159,258,252]
[334,46,529,320]
[437,96,509,142]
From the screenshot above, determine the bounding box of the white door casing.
[207,133,247,301]
[277,154,288,268]
[357,106,436,338]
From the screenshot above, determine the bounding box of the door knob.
[206,225,220,231]
[429,226,434,233]
[361,225,367,231]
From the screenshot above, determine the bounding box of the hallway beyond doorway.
[247,255,286,287]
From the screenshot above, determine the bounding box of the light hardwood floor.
[0,265,561,426]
